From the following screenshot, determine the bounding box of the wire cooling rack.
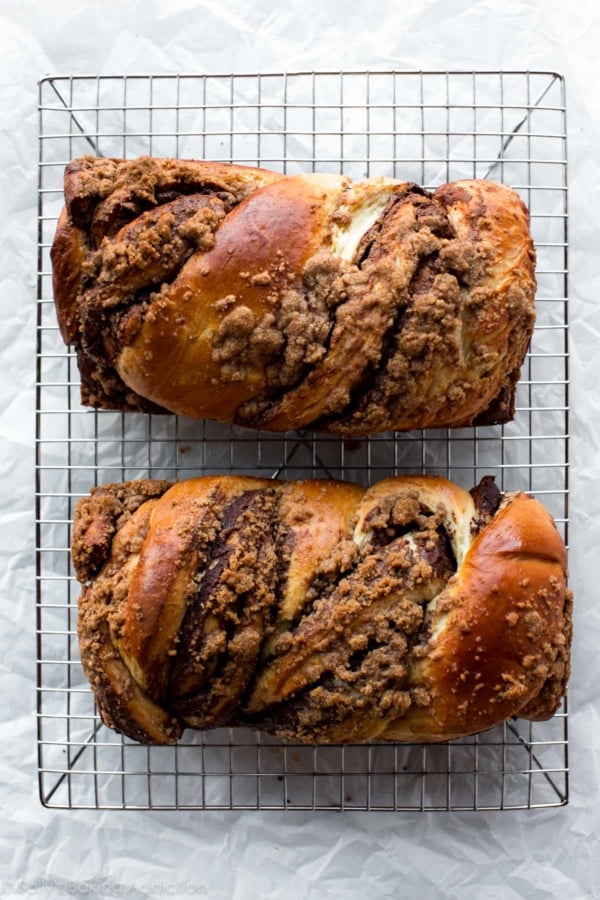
[36,71,569,811]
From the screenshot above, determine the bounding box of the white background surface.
[1,0,600,897]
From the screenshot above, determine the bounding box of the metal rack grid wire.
[36,71,569,811]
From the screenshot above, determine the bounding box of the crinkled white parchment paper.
[1,0,600,897]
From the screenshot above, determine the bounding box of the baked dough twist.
[52,156,536,435]
[73,475,571,745]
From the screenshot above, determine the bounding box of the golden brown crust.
[381,493,569,741]
[323,180,537,434]
[120,476,272,702]
[118,174,346,420]
[73,474,571,745]
[77,497,182,743]
[52,207,91,344]
[52,158,536,434]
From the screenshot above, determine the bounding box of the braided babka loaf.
[73,474,571,745]
[52,156,536,435]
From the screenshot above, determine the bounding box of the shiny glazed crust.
[73,475,571,745]
[52,156,536,434]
